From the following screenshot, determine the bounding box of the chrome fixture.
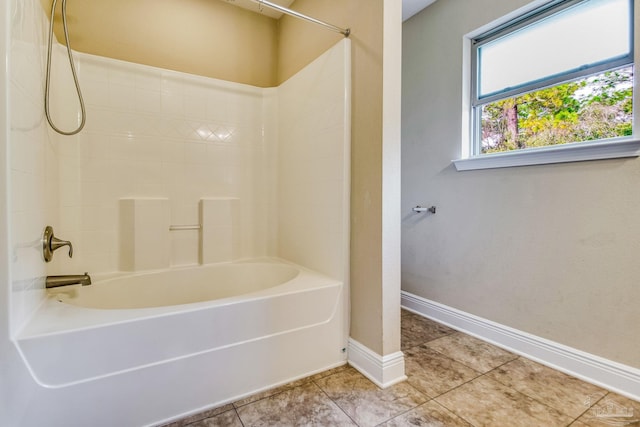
[169,224,202,231]
[45,0,86,135]
[245,0,350,37]
[46,272,92,288]
[412,205,436,214]
[42,226,73,262]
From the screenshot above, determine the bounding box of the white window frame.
[454,0,640,171]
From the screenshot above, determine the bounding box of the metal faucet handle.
[42,226,73,262]
[51,236,73,258]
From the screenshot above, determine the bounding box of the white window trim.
[455,0,639,171]
[453,137,640,171]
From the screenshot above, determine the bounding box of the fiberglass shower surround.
[11,22,351,424]
[42,41,351,275]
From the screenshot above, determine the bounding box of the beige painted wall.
[42,0,278,87]
[402,0,640,368]
[276,1,344,84]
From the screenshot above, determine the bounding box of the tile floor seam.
[429,399,480,427]
[423,337,518,376]
[441,367,590,427]
[313,368,432,427]
[233,407,246,427]
[429,384,477,425]
[402,330,456,350]
[415,366,483,401]
[427,397,479,427]
[178,404,235,427]
[403,343,485,401]
[567,390,610,427]
[403,380,432,408]
[497,385,585,424]
[232,378,314,409]
[182,407,234,427]
[404,351,497,426]
[427,359,541,427]
[479,357,611,423]
[311,377,362,427]
[370,398,436,427]
[408,343,483,379]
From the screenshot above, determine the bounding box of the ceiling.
[402,0,437,21]
[223,0,437,22]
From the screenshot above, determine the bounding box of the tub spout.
[46,272,92,288]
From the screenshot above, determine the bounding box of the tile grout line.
[311,376,362,427]
[410,347,520,427]
[370,398,435,427]
[464,354,611,423]
[391,380,435,423]
[313,364,438,426]
[404,316,621,427]
[401,331,491,427]
[233,407,247,427]
[231,378,314,409]
[566,390,610,426]
[412,331,518,376]
[431,356,593,427]
[424,370,491,427]
[430,399,481,427]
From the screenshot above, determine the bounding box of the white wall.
[277,39,350,281]
[0,0,11,421]
[48,53,274,275]
[47,44,353,280]
[2,0,58,424]
[402,0,640,368]
[8,0,58,334]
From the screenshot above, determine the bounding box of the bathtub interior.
[23,258,338,335]
[51,261,301,309]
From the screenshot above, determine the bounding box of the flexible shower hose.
[44,0,86,136]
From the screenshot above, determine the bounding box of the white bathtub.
[15,259,347,426]
[56,262,302,309]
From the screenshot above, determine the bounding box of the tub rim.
[19,258,341,339]
[52,258,302,310]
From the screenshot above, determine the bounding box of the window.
[456,0,640,170]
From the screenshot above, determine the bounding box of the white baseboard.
[401,291,640,401]
[347,338,407,388]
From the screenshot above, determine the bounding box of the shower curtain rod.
[248,0,350,37]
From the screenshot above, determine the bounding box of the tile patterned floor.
[163,309,640,427]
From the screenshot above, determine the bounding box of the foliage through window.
[472,0,634,155]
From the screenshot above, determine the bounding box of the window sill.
[453,138,640,171]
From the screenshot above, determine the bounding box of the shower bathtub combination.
[9,7,352,423]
